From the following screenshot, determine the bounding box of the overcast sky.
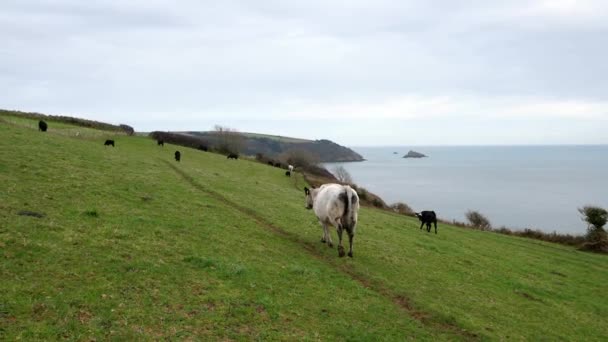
[2,0,607,145]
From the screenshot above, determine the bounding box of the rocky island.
[403,150,427,158]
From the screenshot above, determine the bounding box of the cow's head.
[414,212,422,221]
[304,187,313,209]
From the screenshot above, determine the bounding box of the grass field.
[1,115,607,340]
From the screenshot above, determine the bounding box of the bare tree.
[465,210,492,230]
[213,125,245,154]
[333,166,353,184]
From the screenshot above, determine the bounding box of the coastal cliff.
[154,131,365,163]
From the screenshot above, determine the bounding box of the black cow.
[38,120,48,132]
[274,162,281,168]
[104,139,115,147]
[227,153,238,160]
[198,145,208,152]
[267,161,274,166]
[175,151,181,162]
[285,171,291,177]
[157,140,164,147]
[415,211,438,234]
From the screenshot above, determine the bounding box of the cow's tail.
[340,186,358,232]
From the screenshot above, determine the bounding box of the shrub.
[495,226,513,235]
[391,202,414,215]
[578,206,608,253]
[119,124,135,136]
[465,210,491,230]
[580,229,608,253]
[450,219,467,227]
[371,198,384,208]
[356,187,368,201]
[578,206,608,231]
[348,184,386,208]
[149,131,210,151]
[519,228,544,239]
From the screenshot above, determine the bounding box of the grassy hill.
[1,115,607,340]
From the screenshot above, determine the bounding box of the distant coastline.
[326,145,608,234]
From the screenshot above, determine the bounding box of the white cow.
[288,164,294,172]
[304,184,360,257]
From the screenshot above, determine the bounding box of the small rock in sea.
[403,150,427,158]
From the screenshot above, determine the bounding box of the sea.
[324,146,608,235]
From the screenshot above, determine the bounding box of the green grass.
[1,116,607,340]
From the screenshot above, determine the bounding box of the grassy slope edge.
[1,116,607,341]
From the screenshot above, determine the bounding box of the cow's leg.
[427,222,431,232]
[323,222,333,247]
[420,222,424,230]
[327,225,334,248]
[320,222,327,244]
[434,220,438,234]
[347,229,354,258]
[337,226,345,257]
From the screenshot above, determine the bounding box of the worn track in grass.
[164,160,480,340]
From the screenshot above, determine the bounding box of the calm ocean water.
[325,146,608,234]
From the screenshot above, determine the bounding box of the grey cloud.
[1,1,607,144]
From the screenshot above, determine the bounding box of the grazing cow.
[304,184,360,258]
[104,139,115,147]
[285,171,291,177]
[288,164,294,172]
[174,151,181,162]
[415,211,438,234]
[198,145,208,152]
[274,162,281,168]
[227,153,238,160]
[157,140,164,147]
[267,161,274,166]
[38,120,48,132]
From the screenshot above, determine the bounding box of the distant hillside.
[169,131,365,162]
[0,109,133,134]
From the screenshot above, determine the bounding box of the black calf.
[38,120,48,132]
[227,153,238,160]
[415,211,438,234]
[198,145,208,152]
[104,139,115,147]
[174,151,181,162]
[157,140,164,146]
[285,171,291,177]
